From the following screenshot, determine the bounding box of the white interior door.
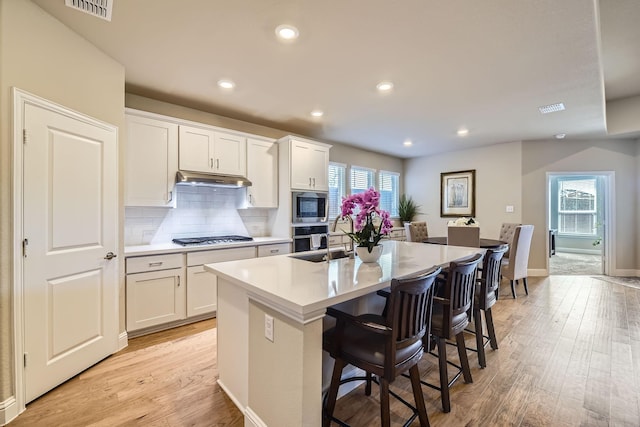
[22,101,118,403]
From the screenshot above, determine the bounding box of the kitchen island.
[205,240,483,427]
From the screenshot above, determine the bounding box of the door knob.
[104,252,117,260]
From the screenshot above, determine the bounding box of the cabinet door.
[126,267,186,331]
[125,115,178,207]
[290,139,330,191]
[178,125,214,172]
[247,138,278,208]
[186,265,217,317]
[214,131,246,176]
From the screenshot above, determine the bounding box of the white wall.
[522,138,637,272]
[404,141,523,239]
[405,139,639,274]
[0,0,125,409]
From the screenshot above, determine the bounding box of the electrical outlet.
[264,314,274,342]
[506,205,514,213]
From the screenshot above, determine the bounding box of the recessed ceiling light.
[555,133,566,139]
[310,110,324,117]
[457,128,469,136]
[217,79,235,89]
[376,81,394,92]
[275,25,299,41]
[538,103,565,114]
[403,140,413,147]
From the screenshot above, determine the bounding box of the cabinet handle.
[309,177,312,187]
[177,276,181,287]
[104,252,117,260]
[149,261,163,267]
[216,159,220,169]
[270,249,279,253]
[210,158,214,168]
[168,191,173,203]
[313,178,316,187]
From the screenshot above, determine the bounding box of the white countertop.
[205,240,483,323]
[125,236,291,257]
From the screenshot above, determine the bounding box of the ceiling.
[32,0,640,158]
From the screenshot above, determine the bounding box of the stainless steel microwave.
[292,191,328,223]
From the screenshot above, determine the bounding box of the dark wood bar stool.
[469,246,507,368]
[322,266,441,427]
[427,253,482,413]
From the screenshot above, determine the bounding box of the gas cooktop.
[172,235,254,246]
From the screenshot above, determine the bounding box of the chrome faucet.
[331,215,354,253]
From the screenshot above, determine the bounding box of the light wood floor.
[10,276,640,426]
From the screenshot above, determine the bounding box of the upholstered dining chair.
[405,221,429,242]
[501,225,534,298]
[469,246,507,368]
[498,222,520,259]
[428,253,483,412]
[447,226,480,247]
[323,266,441,427]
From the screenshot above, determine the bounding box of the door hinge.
[23,129,27,144]
[22,238,29,258]
[24,353,28,368]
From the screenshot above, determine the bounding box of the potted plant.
[339,187,393,262]
[398,194,421,224]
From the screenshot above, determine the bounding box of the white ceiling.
[32,0,640,158]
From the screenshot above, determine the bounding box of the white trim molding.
[118,331,128,352]
[244,407,268,427]
[0,396,19,425]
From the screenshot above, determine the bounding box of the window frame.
[378,170,400,218]
[557,178,597,237]
[328,162,347,220]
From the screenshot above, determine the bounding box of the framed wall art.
[440,169,476,217]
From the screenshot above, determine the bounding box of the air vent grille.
[65,0,113,21]
[538,103,565,114]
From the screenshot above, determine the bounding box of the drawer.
[187,246,256,266]
[126,253,184,274]
[257,243,291,257]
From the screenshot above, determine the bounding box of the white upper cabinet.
[289,138,330,191]
[179,125,246,176]
[246,138,278,208]
[125,113,178,207]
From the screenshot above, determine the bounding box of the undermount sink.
[289,249,354,263]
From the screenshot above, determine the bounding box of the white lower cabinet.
[185,246,257,317]
[126,243,288,335]
[257,242,291,257]
[186,265,217,317]
[126,253,186,332]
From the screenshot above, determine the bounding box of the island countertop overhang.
[204,240,485,323]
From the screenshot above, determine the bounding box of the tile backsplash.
[125,185,270,246]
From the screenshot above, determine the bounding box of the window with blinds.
[350,166,375,195]
[558,178,597,235]
[379,171,399,217]
[328,163,346,219]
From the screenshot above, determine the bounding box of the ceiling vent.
[65,0,113,22]
[538,103,565,114]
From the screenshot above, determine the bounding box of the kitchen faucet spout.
[330,215,354,253]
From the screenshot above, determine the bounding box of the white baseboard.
[244,407,268,427]
[217,379,245,414]
[613,269,640,277]
[0,396,19,426]
[118,330,128,351]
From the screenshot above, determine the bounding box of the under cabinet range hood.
[175,171,252,188]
